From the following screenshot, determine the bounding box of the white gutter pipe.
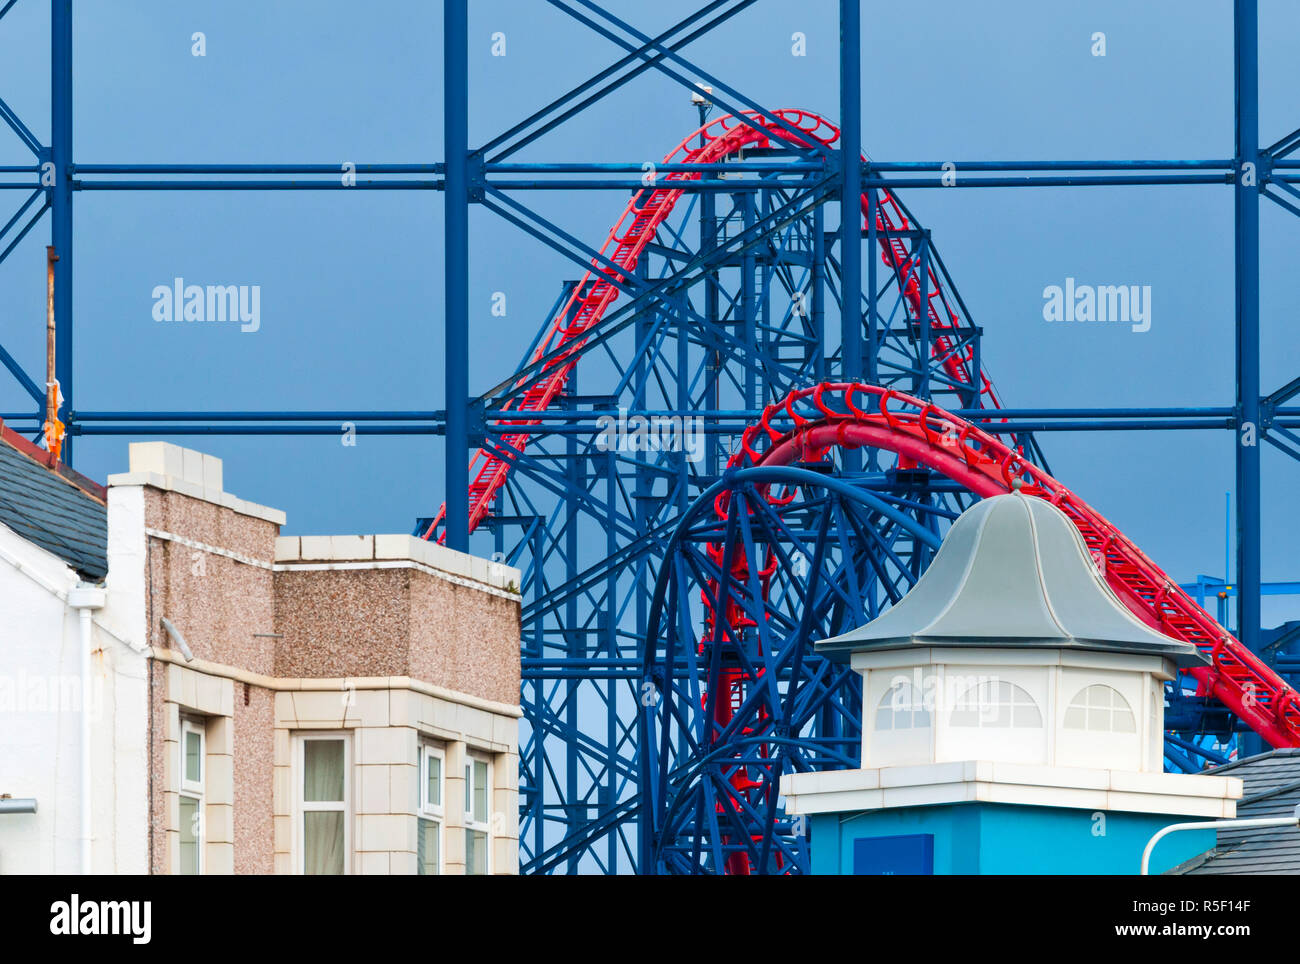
[67,585,106,875]
[1140,804,1300,874]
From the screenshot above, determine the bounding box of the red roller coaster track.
[709,382,1300,749]
[422,108,1006,541]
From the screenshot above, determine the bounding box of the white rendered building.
[0,433,522,875]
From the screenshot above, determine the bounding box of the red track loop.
[424,108,1011,541]
[706,382,1300,749]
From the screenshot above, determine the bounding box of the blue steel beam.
[0,341,42,403]
[839,0,862,476]
[481,188,648,297]
[1181,579,1300,599]
[1234,0,1263,760]
[866,159,1233,170]
[487,162,824,173]
[1263,423,1300,463]
[0,188,44,244]
[1264,125,1300,158]
[1265,182,1300,221]
[549,0,832,159]
[0,195,47,265]
[701,134,720,477]
[1166,734,1232,768]
[50,0,71,462]
[74,425,441,436]
[74,164,442,173]
[0,93,41,156]
[865,186,877,389]
[443,0,469,552]
[483,0,758,163]
[49,173,1245,192]
[863,174,1230,188]
[61,419,1296,437]
[78,180,442,191]
[483,180,820,191]
[75,410,443,420]
[56,165,1252,193]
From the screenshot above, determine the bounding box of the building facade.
[0,434,522,874]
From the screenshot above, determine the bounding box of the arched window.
[875,681,931,731]
[950,680,1042,728]
[1065,684,1135,733]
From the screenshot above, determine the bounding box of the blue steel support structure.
[838,0,861,474]
[1234,0,1264,758]
[50,0,71,460]
[443,0,470,553]
[0,0,1294,870]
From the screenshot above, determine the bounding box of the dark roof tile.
[1178,749,1300,875]
[0,422,107,580]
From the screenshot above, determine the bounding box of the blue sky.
[0,0,1296,624]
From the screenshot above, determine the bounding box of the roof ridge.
[1239,777,1300,807]
[1024,495,1069,639]
[0,419,106,503]
[1208,747,1300,775]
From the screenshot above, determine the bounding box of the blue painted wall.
[811,804,1214,875]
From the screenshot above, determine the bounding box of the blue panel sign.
[853,834,935,875]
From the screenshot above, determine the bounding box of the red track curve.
[423,108,1010,541]
[708,382,1300,749]
[422,111,1299,751]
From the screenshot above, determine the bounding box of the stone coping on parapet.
[107,441,287,526]
[107,470,287,526]
[106,443,519,595]
[273,534,522,596]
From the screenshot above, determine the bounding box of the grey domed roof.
[818,493,1208,669]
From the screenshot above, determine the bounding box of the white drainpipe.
[67,585,106,874]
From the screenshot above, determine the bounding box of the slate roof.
[1176,748,1300,875]
[0,420,107,581]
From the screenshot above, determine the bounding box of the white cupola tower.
[780,493,1242,875]
[816,492,1208,774]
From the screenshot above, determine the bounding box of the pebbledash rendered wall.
[105,442,522,874]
